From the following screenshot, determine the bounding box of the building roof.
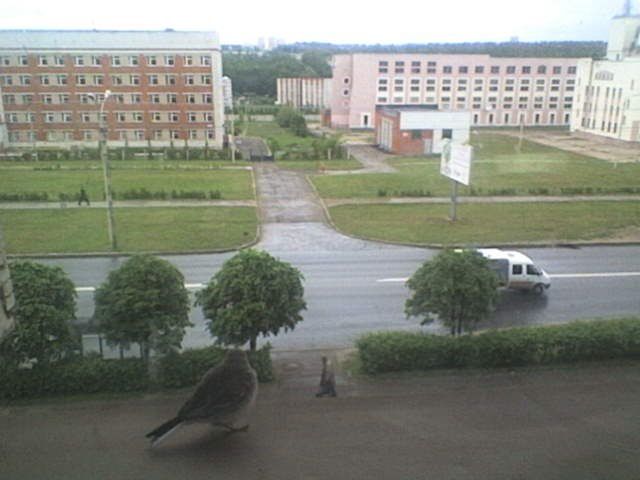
[0,30,219,51]
[377,104,438,117]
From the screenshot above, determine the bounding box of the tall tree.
[93,255,191,360]
[0,260,77,366]
[405,249,499,336]
[196,249,306,350]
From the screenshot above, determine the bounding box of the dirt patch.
[492,129,640,163]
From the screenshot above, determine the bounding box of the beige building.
[571,13,640,142]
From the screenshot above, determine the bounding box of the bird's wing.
[178,366,256,422]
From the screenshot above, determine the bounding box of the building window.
[202,93,212,103]
[111,75,124,86]
[188,112,198,122]
[39,75,51,85]
[553,66,562,74]
[91,55,101,66]
[75,75,86,85]
[491,65,500,74]
[522,66,531,74]
[116,112,127,123]
[130,75,140,85]
[165,55,175,66]
[148,75,159,85]
[1,75,12,86]
[0,56,10,66]
[19,75,31,85]
[443,65,452,74]
[19,55,28,66]
[537,65,547,74]
[166,93,177,103]
[41,94,53,104]
[186,94,196,104]
[131,94,142,104]
[169,112,179,122]
[411,61,421,74]
[59,94,69,104]
[110,56,121,67]
[146,55,157,66]
[201,75,212,85]
[506,65,516,74]
[61,112,72,123]
[81,112,91,123]
[184,75,195,85]
[568,66,577,74]
[184,55,193,66]
[394,61,404,74]
[56,74,68,85]
[149,94,161,104]
[152,112,162,122]
[38,55,48,66]
[200,55,211,66]
[44,112,55,123]
[459,66,468,74]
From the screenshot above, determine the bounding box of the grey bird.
[146,349,258,446]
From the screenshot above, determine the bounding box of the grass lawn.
[0,168,254,202]
[328,201,640,245]
[0,207,257,254]
[311,133,640,199]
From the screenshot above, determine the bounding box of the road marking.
[76,283,205,293]
[75,287,96,292]
[377,272,640,283]
[548,272,640,279]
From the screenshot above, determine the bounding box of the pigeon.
[146,349,258,446]
[315,355,337,398]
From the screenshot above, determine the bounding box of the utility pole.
[92,90,117,251]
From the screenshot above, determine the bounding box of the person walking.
[78,187,90,206]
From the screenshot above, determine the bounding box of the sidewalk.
[1,354,639,480]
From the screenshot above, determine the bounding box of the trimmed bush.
[0,345,274,400]
[0,355,148,400]
[357,317,640,375]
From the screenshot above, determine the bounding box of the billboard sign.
[440,141,472,186]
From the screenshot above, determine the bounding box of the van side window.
[512,265,523,275]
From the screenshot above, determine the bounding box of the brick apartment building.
[0,30,224,149]
[329,53,579,130]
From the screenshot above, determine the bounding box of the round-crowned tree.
[0,260,78,367]
[196,249,306,350]
[405,249,499,336]
[93,255,191,360]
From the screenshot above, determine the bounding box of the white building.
[571,12,640,142]
[277,77,332,109]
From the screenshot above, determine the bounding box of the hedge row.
[0,345,273,400]
[356,317,640,375]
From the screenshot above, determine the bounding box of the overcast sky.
[0,0,632,45]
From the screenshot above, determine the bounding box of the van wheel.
[533,284,545,296]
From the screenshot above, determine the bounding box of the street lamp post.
[90,90,117,251]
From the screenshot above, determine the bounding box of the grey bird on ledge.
[146,349,258,446]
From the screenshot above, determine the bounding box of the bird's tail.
[146,417,183,446]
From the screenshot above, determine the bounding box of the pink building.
[330,53,579,129]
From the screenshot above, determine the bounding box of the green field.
[0,168,254,202]
[329,201,640,245]
[311,133,640,199]
[0,207,257,254]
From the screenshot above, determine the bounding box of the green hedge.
[357,317,640,375]
[0,345,273,400]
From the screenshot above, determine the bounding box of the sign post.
[440,140,473,221]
